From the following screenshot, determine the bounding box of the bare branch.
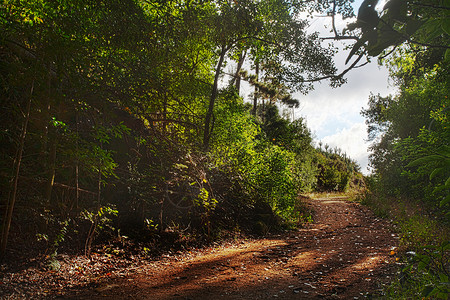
[321,36,359,41]
[295,53,366,83]
[319,1,359,41]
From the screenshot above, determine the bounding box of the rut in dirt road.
[69,197,399,300]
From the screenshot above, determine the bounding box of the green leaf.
[383,0,407,21]
[357,0,380,29]
[434,185,448,194]
[422,285,434,297]
[346,22,358,31]
[429,287,439,297]
[441,18,450,35]
[421,19,443,42]
[407,155,443,167]
[435,145,450,156]
[346,37,366,64]
[367,27,403,56]
[443,241,450,251]
[430,167,444,180]
[402,264,412,272]
[439,273,448,283]
[403,18,423,36]
[440,194,450,207]
[418,261,427,271]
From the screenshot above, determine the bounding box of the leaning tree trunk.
[0,79,34,259]
[230,50,246,94]
[203,45,227,151]
[252,61,259,116]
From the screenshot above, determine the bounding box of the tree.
[346,0,450,64]
[202,0,359,150]
[362,47,449,201]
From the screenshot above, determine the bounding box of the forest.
[0,0,449,298]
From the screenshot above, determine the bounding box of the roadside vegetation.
[345,0,450,297]
[358,13,449,300]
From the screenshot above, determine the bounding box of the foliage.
[81,205,118,256]
[361,12,449,297]
[406,146,450,212]
[315,145,361,193]
[408,242,449,299]
[252,142,298,219]
[210,92,301,222]
[362,56,449,205]
[261,105,318,192]
[361,186,449,299]
[347,0,450,64]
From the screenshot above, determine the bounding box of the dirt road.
[69,196,399,299]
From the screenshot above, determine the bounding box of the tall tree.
[203,0,356,149]
[362,50,449,199]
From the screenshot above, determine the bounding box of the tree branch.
[331,0,338,37]
[319,0,359,41]
[321,36,359,41]
[378,45,398,60]
[410,2,450,10]
[292,53,367,83]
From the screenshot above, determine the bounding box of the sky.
[294,58,394,175]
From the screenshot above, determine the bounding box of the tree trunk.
[85,169,101,257]
[1,79,34,259]
[75,109,79,209]
[44,137,57,205]
[203,45,227,151]
[230,50,246,94]
[252,61,259,116]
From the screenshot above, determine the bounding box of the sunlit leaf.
[406,155,443,167]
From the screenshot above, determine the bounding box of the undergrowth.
[360,192,449,299]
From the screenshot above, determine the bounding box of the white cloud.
[321,123,372,174]
[295,0,398,175]
[296,59,395,176]
[297,60,393,130]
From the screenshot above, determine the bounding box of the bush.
[210,91,302,223]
